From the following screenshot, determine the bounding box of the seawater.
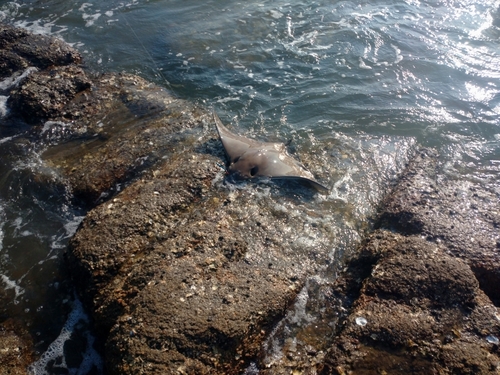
[1,0,499,373]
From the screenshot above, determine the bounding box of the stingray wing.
[214,111,285,162]
[214,111,258,163]
[256,149,329,193]
[271,176,330,193]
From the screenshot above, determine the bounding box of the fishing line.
[119,5,173,91]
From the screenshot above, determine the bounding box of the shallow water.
[1,0,500,372]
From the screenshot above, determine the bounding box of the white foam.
[63,216,85,238]
[82,12,101,27]
[0,67,38,91]
[286,277,324,326]
[217,96,241,103]
[40,215,84,263]
[0,95,7,117]
[40,121,69,135]
[0,207,22,299]
[391,44,403,64]
[78,3,92,12]
[0,2,22,22]
[0,274,25,299]
[358,57,372,70]
[269,10,283,19]
[28,297,103,375]
[13,20,55,36]
[0,203,4,252]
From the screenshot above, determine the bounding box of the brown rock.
[319,149,500,375]
[378,148,500,306]
[319,230,500,375]
[9,65,92,122]
[67,148,337,374]
[0,323,34,375]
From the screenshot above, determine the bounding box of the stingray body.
[214,111,329,193]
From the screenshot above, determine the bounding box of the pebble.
[486,335,499,345]
[355,316,368,326]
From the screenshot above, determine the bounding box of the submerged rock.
[2,21,209,205]
[40,72,209,204]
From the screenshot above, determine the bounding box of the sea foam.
[28,297,103,375]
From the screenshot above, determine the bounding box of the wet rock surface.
[2,22,338,374]
[67,151,337,374]
[319,150,500,375]
[9,65,92,122]
[0,23,81,80]
[0,321,34,375]
[40,72,208,205]
[2,21,208,205]
[378,149,500,307]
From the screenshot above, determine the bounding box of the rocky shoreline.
[318,149,500,374]
[1,23,499,374]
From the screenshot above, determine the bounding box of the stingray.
[214,111,329,193]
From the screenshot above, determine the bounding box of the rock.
[2,23,208,207]
[67,146,338,373]
[2,23,208,204]
[319,230,500,375]
[0,23,81,79]
[319,149,500,374]
[41,72,208,204]
[3,27,323,374]
[378,148,500,306]
[8,65,92,122]
[0,322,35,375]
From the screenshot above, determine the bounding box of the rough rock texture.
[0,322,34,375]
[66,148,336,374]
[319,150,500,374]
[2,23,337,374]
[40,72,209,204]
[0,23,81,79]
[377,149,500,307]
[9,65,92,122]
[2,21,208,205]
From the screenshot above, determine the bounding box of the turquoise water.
[1,0,500,372]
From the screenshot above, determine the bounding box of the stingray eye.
[250,166,259,177]
[233,156,240,163]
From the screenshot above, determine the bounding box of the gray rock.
[0,23,81,79]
